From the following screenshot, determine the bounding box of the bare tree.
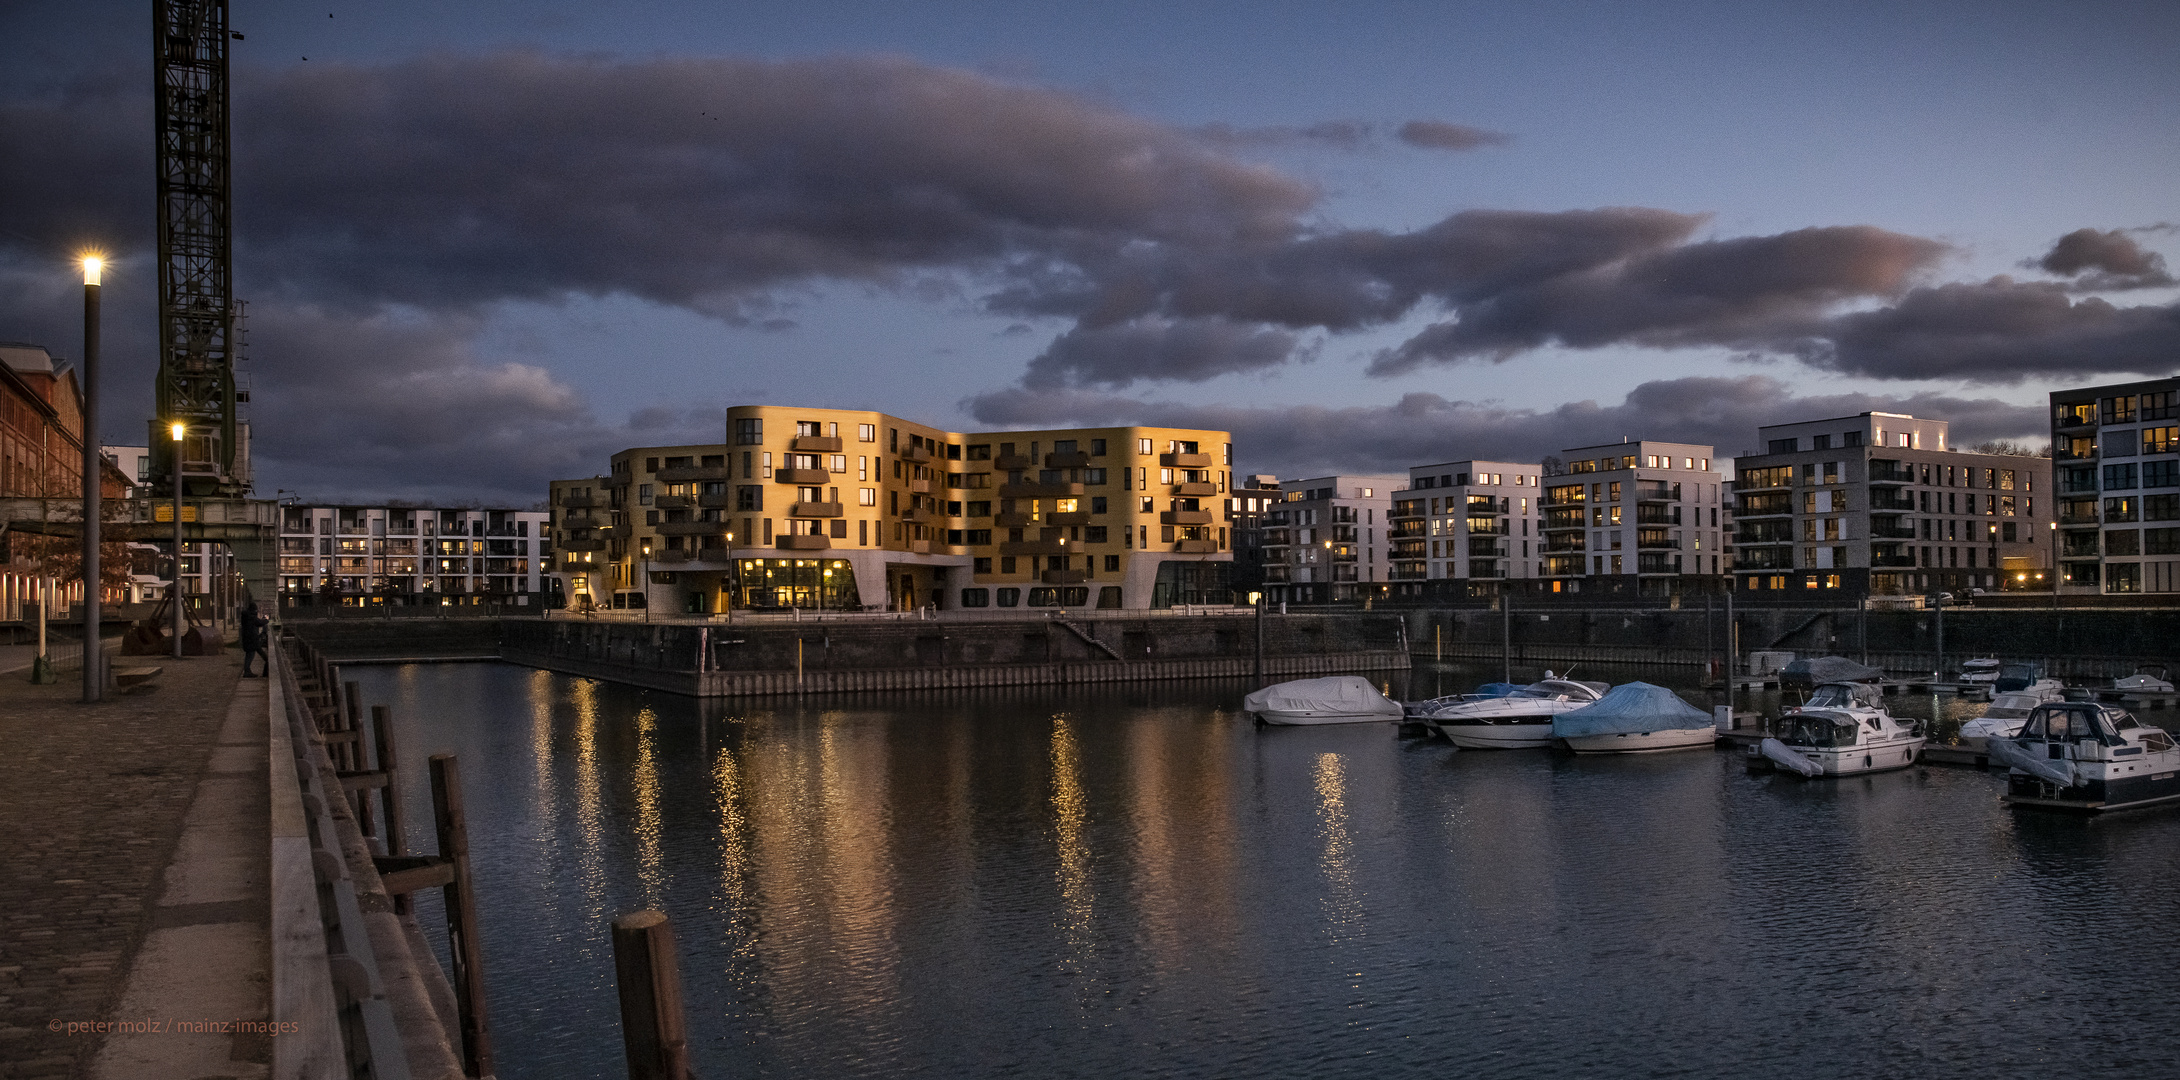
[1540,455,1567,477]
[1971,440,2050,457]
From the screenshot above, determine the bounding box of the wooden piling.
[430,754,495,1078]
[611,910,693,1080]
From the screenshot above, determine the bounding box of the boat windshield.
[1803,683,1877,710]
[2021,705,2121,744]
[1513,680,1593,700]
[1779,713,1860,748]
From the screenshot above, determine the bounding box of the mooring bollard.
[612,910,694,1080]
[431,754,495,1078]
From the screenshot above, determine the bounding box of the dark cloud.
[1019,317,1302,388]
[1804,277,2180,382]
[1395,120,1512,150]
[2032,227,2176,290]
[965,377,2049,479]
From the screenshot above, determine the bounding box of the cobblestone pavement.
[0,653,249,1080]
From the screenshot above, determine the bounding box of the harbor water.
[354,660,2180,1079]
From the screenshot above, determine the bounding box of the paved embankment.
[0,649,266,1080]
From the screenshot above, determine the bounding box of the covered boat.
[1242,676,1404,726]
[1992,701,2180,813]
[1957,658,2002,685]
[1778,655,1884,691]
[1958,685,2068,750]
[1550,682,1716,754]
[2113,667,2175,694]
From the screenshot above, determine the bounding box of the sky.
[2,0,2176,505]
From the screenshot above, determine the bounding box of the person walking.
[238,598,269,677]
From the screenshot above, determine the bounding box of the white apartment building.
[1540,441,1725,598]
[1258,474,1405,603]
[275,504,552,607]
[1391,460,1544,597]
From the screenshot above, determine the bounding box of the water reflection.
[350,663,2180,1080]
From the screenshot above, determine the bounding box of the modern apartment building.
[1390,460,1544,597]
[560,408,1238,613]
[1539,441,1725,597]
[274,504,552,606]
[2050,378,2180,595]
[1256,474,1405,604]
[1225,474,1284,596]
[1731,412,2051,601]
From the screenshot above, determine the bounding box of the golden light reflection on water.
[1051,714,1094,954]
[632,705,665,907]
[1313,752,1362,936]
[711,740,754,965]
[569,677,607,915]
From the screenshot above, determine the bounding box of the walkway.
[0,646,266,1080]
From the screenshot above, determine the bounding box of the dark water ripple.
[353,661,2180,1080]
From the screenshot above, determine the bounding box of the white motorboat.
[1958,685,2068,751]
[1408,672,1607,749]
[1747,682,1925,777]
[1990,701,2180,813]
[2112,667,2175,694]
[1551,682,1717,754]
[1956,657,2001,685]
[1242,676,1404,726]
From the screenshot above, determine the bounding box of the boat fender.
[1759,738,1825,778]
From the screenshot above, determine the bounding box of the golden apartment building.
[548,407,1237,613]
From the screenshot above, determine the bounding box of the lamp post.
[80,256,102,701]
[170,420,185,659]
[641,539,652,623]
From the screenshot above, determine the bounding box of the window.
[2106,562,2141,593]
[1105,554,1120,572]
[2148,494,2180,521]
[2104,395,2138,424]
[1000,556,1017,574]
[2106,496,2139,522]
[1085,526,1109,543]
[1090,439,1107,456]
[1843,431,1862,447]
[734,418,763,445]
[639,484,653,505]
[2142,391,2176,421]
[736,486,763,511]
[2145,460,2180,489]
[1138,438,1154,454]
[858,423,876,442]
[2104,428,2139,457]
[2145,528,2180,555]
[2106,529,2140,556]
[2104,463,2138,490]
[996,587,1021,607]
[961,588,990,607]
[1090,496,1107,514]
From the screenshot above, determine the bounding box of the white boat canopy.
[1242,676,1401,718]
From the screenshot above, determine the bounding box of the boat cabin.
[2020,703,2174,751]
[1802,682,1883,711]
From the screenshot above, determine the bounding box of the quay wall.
[1395,605,2180,680]
[286,613,1412,697]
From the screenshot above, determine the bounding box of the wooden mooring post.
[612,910,695,1080]
[368,751,496,1078]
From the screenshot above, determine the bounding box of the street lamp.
[170,420,186,658]
[640,539,652,623]
[2049,518,2058,610]
[80,255,103,701]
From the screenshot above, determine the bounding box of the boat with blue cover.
[1550,682,1716,754]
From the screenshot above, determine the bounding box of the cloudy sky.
[4,0,2175,504]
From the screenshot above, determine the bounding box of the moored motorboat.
[1994,662,2062,696]
[1958,685,2068,751]
[1407,672,1606,748]
[1957,657,2001,685]
[1990,701,2180,813]
[2112,666,2175,694]
[1243,675,1404,726]
[1551,682,1717,754]
[1747,681,1925,777]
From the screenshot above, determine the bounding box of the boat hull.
[1441,720,1556,749]
[1256,709,1397,726]
[2002,764,2180,813]
[1562,728,1718,754]
[1748,736,1924,776]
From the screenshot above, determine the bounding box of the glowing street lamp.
[79,255,105,697]
[170,420,188,658]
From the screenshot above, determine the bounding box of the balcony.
[652,548,693,564]
[1173,481,1219,496]
[1634,482,1678,503]
[775,467,829,484]
[654,494,690,509]
[905,477,935,495]
[790,501,843,518]
[1867,463,1913,484]
[995,453,1034,471]
[559,492,595,508]
[1161,509,1214,525]
[561,511,601,528]
[1000,481,1083,499]
[1161,452,1212,468]
[1541,493,1586,507]
[1870,523,1917,539]
[1868,492,1916,512]
[790,435,842,453]
[1048,512,1092,526]
[1541,538,1586,553]
[1635,555,1678,575]
[697,492,732,509]
[1540,518,1586,533]
[1000,539,1067,555]
[1738,494,1792,515]
[2058,507,2101,525]
[559,538,605,552]
[656,465,731,483]
[1870,548,1917,567]
[654,521,729,536]
[1636,537,1680,550]
[777,535,831,551]
[995,511,1034,527]
[1469,542,1506,558]
[1046,451,1091,469]
[1041,568,1089,584]
[1173,539,1220,554]
[902,444,934,464]
[2053,405,2097,430]
[1466,520,1511,536]
[1634,506,1681,525]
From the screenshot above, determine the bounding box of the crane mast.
[152,0,244,495]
